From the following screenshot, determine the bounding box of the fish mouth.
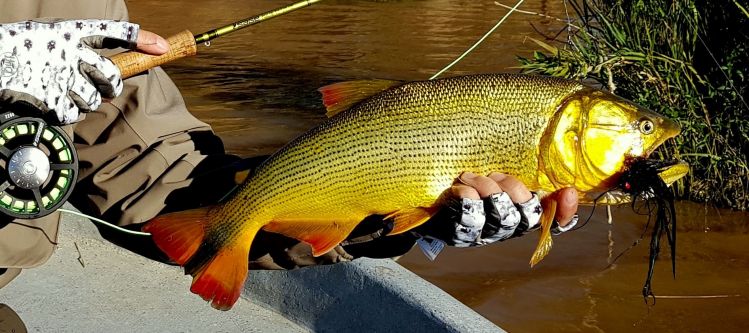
[625,158,689,187]
[644,115,682,157]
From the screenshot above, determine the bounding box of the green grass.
[518,0,749,210]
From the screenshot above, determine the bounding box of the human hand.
[0,20,169,124]
[422,172,579,247]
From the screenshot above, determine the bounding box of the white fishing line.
[58,208,152,236]
[429,0,525,80]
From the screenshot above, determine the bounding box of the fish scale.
[225,74,582,229]
[144,73,682,310]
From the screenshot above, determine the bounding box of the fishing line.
[58,209,152,236]
[682,11,749,113]
[570,191,608,232]
[561,0,578,51]
[429,0,525,80]
[493,1,577,26]
[604,199,656,270]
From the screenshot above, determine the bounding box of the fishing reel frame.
[0,110,77,219]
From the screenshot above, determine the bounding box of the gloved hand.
[0,19,139,124]
[423,172,579,247]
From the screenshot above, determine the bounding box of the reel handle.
[110,30,197,79]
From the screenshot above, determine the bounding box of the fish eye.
[639,119,655,134]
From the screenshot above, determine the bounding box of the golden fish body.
[240,75,580,226]
[145,73,681,309]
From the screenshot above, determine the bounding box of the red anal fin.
[318,79,402,118]
[386,207,435,235]
[263,219,360,256]
[143,207,212,265]
[190,239,252,310]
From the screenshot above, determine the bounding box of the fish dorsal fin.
[318,79,402,117]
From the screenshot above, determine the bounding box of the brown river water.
[128,0,749,331]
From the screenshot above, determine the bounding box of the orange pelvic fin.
[530,199,557,267]
[144,206,257,310]
[142,207,212,265]
[386,207,435,235]
[318,79,402,117]
[263,218,359,256]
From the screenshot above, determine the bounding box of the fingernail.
[460,172,476,180]
[487,172,507,182]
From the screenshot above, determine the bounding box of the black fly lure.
[616,158,677,304]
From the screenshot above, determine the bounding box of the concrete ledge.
[0,206,306,333]
[2,205,503,332]
[246,258,504,332]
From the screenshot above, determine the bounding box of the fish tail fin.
[144,206,256,310]
[530,199,557,267]
[187,236,253,310]
[143,207,213,265]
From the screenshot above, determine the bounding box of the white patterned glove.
[454,192,543,247]
[0,19,139,124]
[420,192,570,247]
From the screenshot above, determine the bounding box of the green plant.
[518,0,749,210]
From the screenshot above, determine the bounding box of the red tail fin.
[143,207,256,310]
[143,208,210,265]
[189,241,251,310]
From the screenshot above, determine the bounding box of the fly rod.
[111,0,323,79]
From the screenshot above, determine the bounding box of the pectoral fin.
[530,199,557,267]
[386,207,435,235]
[263,218,360,256]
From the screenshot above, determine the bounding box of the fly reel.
[0,112,77,219]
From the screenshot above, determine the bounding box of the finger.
[449,184,481,200]
[476,192,522,245]
[60,20,138,48]
[488,173,533,203]
[136,29,169,55]
[57,92,83,124]
[458,172,502,198]
[68,88,95,110]
[516,193,542,231]
[553,187,579,227]
[78,49,123,98]
[452,198,486,247]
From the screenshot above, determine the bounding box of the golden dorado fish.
[144,73,683,310]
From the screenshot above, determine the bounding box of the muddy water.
[127,0,749,331]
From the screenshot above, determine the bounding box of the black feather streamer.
[617,158,677,304]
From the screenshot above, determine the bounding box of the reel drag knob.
[0,114,77,219]
[8,147,51,189]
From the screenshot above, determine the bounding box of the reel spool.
[0,112,77,219]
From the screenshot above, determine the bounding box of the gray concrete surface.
[0,206,306,333]
[1,206,503,332]
[247,258,504,333]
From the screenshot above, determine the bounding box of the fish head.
[544,88,682,193]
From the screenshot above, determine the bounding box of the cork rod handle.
[111,30,197,79]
